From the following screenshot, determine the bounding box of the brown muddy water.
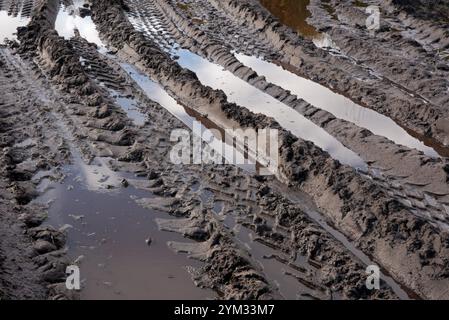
[34,150,215,300]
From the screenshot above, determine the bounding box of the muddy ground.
[0,0,449,300]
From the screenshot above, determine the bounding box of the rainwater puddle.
[258,0,320,40]
[109,89,147,126]
[258,0,339,50]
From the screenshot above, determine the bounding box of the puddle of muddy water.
[0,10,30,43]
[235,53,440,158]
[34,153,214,300]
[44,6,416,299]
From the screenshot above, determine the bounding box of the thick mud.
[1,0,449,300]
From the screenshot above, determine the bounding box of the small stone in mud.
[145,237,152,246]
[59,224,73,233]
[121,179,129,188]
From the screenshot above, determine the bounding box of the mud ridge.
[0,46,75,299]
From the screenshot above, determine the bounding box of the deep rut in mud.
[1,0,449,300]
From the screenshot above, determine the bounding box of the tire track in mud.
[124,0,449,240]
[0,47,77,299]
[2,0,449,300]
[89,0,449,299]
[63,22,400,299]
[0,0,394,300]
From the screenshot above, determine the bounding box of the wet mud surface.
[1,0,449,300]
